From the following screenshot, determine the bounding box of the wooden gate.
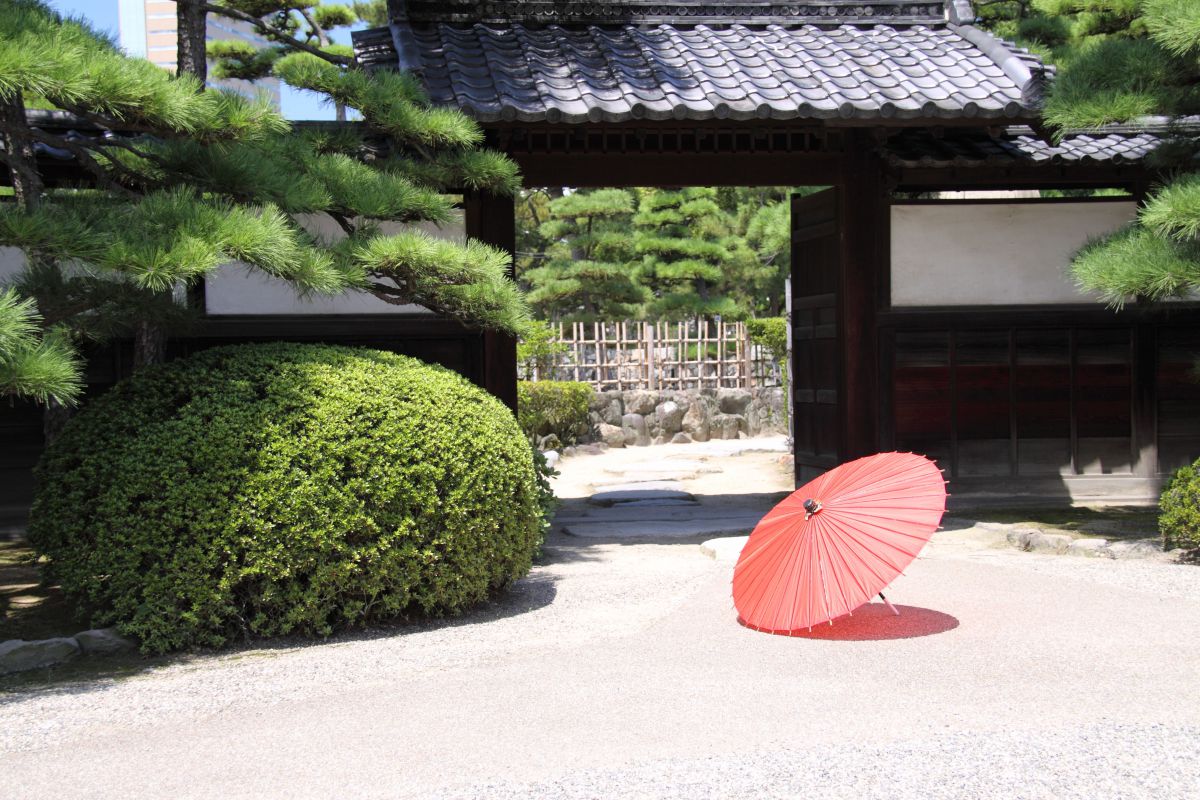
[790,189,842,482]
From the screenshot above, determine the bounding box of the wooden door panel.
[791,189,841,480]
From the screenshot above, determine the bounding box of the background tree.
[523,188,648,321]
[514,187,558,282]
[0,1,528,406]
[632,187,743,320]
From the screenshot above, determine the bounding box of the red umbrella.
[733,452,947,634]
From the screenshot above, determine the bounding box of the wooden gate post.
[464,190,518,412]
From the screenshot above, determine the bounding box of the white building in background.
[117,0,281,108]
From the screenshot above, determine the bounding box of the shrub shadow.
[0,572,559,696]
[739,603,959,641]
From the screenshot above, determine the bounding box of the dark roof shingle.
[368,23,1044,123]
[355,2,1050,124]
[885,126,1169,167]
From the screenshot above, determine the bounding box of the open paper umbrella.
[732,452,947,634]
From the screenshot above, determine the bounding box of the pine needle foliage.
[200,1,529,332]
[979,0,1200,307]
[0,1,530,405]
[0,287,81,404]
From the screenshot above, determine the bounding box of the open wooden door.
[790,189,842,484]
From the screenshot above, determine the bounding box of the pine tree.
[201,1,381,122]
[523,188,647,321]
[632,187,742,320]
[978,1,1200,304]
[0,287,80,403]
[0,1,528,403]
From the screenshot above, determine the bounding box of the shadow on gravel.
[1,573,560,696]
[740,603,959,641]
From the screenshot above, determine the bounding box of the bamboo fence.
[532,319,781,390]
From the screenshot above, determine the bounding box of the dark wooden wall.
[880,309,1200,481]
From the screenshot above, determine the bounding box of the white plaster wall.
[204,213,464,315]
[890,201,1137,306]
[2,213,467,317]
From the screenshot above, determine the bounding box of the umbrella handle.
[878,592,900,616]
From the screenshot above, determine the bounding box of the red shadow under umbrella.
[732,452,947,635]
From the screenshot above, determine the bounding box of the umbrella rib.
[829,511,941,541]
[817,516,878,612]
[828,457,940,497]
[818,511,905,589]
[743,514,809,631]
[823,511,930,565]
[806,520,844,623]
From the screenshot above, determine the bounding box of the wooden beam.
[891,165,1153,191]
[837,131,886,459]
[464,190,518,412]
[508,152,843,187]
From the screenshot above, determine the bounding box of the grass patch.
[961,506,1159,540]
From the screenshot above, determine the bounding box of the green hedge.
[745,317,787,362]
[517,380,593,445]
[1161,459,1200,554]
[29,343,542,654]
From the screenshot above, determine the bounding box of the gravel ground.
[2,443,1198,799]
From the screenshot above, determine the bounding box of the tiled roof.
[884,122,1189,167]
[394,0,957,27]
[355,2,1049,124]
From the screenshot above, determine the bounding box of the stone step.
[590,471,700,487]
[587,484,695,506]
[562,514,761,539]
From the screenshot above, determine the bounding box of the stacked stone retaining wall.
[584,387,786,448]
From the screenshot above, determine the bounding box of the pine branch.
[23,128,146,197]
[201,3,352,66]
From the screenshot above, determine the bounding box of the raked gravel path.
[3,439,1199,798]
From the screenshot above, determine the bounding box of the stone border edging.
[0,628,136,675]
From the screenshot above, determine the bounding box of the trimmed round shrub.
[30,343,542,654]
[1160,458,1200,554]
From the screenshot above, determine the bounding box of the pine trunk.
[133,320,168,368]
[176,0,208,83]
[133,0,208,372]
[2,92,74,440]
[0,91,43,210]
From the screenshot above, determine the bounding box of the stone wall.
[587,387,786,447]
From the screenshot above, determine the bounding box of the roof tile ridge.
[581,23,634,122]
[943,0,976,25]
[630,24,694,121]
[387,20,424,74]
[949,22,1050,111]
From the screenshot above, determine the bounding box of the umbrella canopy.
[732,452,946,634]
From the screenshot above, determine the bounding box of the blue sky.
[46,0,353,120]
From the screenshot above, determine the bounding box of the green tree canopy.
[523,188,648,321]
[632,187,744,320]
[0,1,528,404]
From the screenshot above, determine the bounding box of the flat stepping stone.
[607,498,698,508]
[587,484,694,506]
[563,515,759,539]
[603,460,714,474]
[591,471,698,486]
